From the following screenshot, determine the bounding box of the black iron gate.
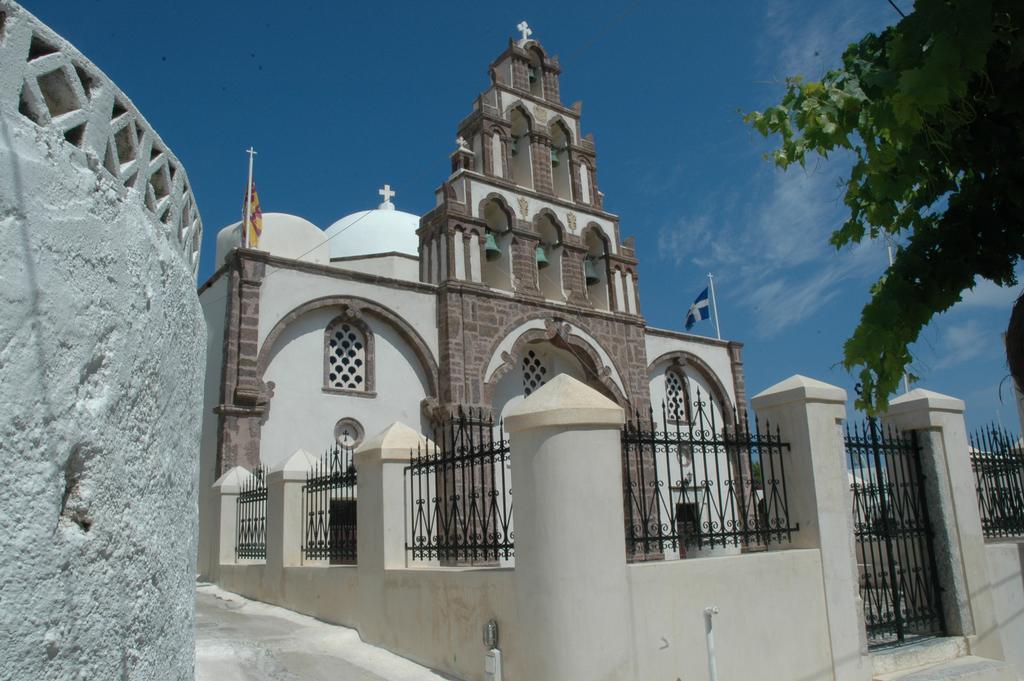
[846,420,945,647]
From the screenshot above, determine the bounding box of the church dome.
[324,187,420,260]
[215,212,328,266]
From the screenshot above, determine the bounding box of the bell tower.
[418,23,648,417]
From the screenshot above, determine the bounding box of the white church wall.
[260,307,432,469]
[258,266,439,359]
[197,277,228,580]
[985,541,1024,675]
[0,4,205,678]
[645,330,737,408]
[329,253,420,282]
[467,177,618,254]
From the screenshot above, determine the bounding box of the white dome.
[215,212,328,266]
[324,204,420,260]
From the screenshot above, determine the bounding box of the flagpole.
[244,147,256,249]
[707,273,722,340]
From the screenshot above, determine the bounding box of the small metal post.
[704,606,719,681]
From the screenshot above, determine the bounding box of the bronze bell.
[535,245,550,269]
[584,257,601,286]
[484,232,501,261]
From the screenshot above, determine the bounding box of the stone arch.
[482,317,630,408]
[533,208,565,243]
[476,193,515,232]
[257,295,439,398]
[547,115,575,144]
[506,101,535,128]
[646,350,735,423]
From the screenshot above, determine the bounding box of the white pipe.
[244,147,256,249]
[707,273,722,340]
[704,606,719,681]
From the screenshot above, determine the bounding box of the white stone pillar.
[884,390,1005,660]
[751,375,871,681]
[212,466,254,568]
[504,374,632,681]
[354,423,429,642]
[267,449,317,568]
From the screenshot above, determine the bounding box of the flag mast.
[707,272,722,340]
[244,146,257,249]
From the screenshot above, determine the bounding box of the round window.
[334,418,365,448]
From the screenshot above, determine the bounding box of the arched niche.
[582,224,611,311]
[527,47,545,98]
[646,350,735,429]
[479,195,514,292]
[535,211,565,301]
[509,106,534,190]
[548,119,573,201]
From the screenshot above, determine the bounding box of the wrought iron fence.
[621,390,797,559]
[406,407,513,564]
[970,423,1024,539]
[847,420,945,647]
[235,465,267,560]
[302,444,358,564]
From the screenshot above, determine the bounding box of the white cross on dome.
[378,183,395,209]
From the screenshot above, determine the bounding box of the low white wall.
[985,541,1024,674]
[627,549,834,681]
[219,564,519,681]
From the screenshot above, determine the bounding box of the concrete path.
[195,584,452,681]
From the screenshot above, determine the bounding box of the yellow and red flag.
[242,180,263,248]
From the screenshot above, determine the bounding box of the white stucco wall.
[257,266,438,359]
[197,277,228,580]
[628,549,834,681]
[330,254,420,282]
[985,541,1024,674]
[260,306,432,469]
[0,5,205,678]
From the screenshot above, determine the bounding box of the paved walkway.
[195,585,452,681]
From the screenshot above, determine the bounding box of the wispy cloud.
[653,2,899,338]
[959,276,1023,310]
[935,320,989,370]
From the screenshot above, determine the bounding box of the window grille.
[327,322,366,391]
[522,350,548,396]
[665,370,688,422]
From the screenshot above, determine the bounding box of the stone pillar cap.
[355,422,431,465]
[887,388,965,416]
[504,374,624,433]
[751,374,847,410]
[212,465,254,494]
[270,448,318,481]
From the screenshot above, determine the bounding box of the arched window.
[536,213,564,301]
[521,349,549,396]
[324,315,374,394]
[481,199,513,292]
[665,368,690,423]
[509,107,533,190]
[549,120,573,201]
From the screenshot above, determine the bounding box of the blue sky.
[28,0,1021,431]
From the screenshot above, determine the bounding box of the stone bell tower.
[418,23,650,417]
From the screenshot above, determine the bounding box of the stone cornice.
[644,325,741,350]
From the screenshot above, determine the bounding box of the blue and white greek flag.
[685,287,711,330]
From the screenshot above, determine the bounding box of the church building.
[196,26,747,576]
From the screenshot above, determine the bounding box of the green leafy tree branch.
[745,0,1023,414]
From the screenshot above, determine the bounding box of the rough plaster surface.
[0,8,206,677]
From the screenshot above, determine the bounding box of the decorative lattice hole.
[37,68,79,118]
[0,12,8,45]
[28,34,58,61]
[18,83,44,125]
[124,170,138,189]
[327,324,367,391]
[111,99,128,120]
[521,349,548,396]
[73,64,95,100]
[63,122,85,148]
[150,145,163,162]
[149,165,170,200]
[666,371,686,421]
[114,123,135,167]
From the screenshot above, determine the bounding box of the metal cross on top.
[378,183,395,206]
[517,21,532,44]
